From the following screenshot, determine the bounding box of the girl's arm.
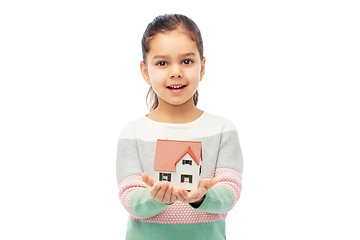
[174,168,242,214]
[117,123,173,219]
[175,122,243,214]
[211,123,244,212]
[118,175,171,219]
[141,173,177,204]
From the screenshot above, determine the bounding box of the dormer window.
[182,159,192,165]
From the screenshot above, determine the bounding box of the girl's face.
[141,30,205,109]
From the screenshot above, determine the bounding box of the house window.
[159,173,171,182]
[182,159,192,165]
[181,174,193,183]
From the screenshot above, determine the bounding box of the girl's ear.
[140,61,151,85]
[200,57,206,81]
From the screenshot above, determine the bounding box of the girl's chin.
[159,97,195,108]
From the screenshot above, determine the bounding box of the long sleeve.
[193,185,233,213]
[116,123,155,219]
[130,187,170,219]
[191,167,243,213]
[118,174,170,219]
[193,120,243,213]
[117,122,175,219]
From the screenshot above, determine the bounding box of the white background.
[1,0,359,239]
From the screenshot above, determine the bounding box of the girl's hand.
[174,178,219,205]
[141,173,177,205]
[141,172,155,187]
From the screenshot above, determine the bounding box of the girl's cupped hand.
[141,172,218,206]
[141,173,177,204]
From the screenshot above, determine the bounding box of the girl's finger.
[141,172,154,187]
[141,173,150,185]
[174,190,186,202]
[175,192,186,202]
[187,190,195,199]
[163,185,173,203]
[178,189,190,200]
[188,189,205,200]
[155,183,169,202]
[209,178,219,187]
[199,178,219,190]
[170,192,177,203]
[150,184,161,198]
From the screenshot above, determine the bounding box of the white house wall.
[154,153,201,191]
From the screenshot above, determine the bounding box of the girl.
[116,14,243,240]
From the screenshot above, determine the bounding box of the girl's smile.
[167,84,187,93]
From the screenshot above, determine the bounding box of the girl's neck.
[147,100,203,124]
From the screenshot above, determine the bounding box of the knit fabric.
[116,112,243,239]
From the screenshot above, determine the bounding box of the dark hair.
[141,14,203,112]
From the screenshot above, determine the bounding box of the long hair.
[141,14,203,112]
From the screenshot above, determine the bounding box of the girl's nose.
[170,64,183,79]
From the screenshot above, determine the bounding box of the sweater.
[116,112,243,240]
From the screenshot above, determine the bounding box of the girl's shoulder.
[117,115,155,140]
[202,112,238,132]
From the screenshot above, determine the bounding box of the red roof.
[153,139,202,172]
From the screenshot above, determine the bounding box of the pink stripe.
[129,201,228,224]
[214,168,243,210]
[118,175,148,218]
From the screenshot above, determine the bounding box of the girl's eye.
[183,59,193,65]
[157,61,167,67]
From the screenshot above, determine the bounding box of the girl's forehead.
[148,31,199,57]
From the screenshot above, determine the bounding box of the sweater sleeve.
[192,168,242,213]
[118,175,170,219]
[130,187,170,219]
[193,185,233,213]
[117,123,169,219]
[192,120,243,213]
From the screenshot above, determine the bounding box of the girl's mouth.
[167,84,186,93]
[167,85,186,89]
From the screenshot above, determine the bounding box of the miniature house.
[153,139,202,191]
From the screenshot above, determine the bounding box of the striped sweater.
[116,112,243,240]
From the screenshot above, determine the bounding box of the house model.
[153,139,202,191]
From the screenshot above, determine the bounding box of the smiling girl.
[116,14,243,240]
